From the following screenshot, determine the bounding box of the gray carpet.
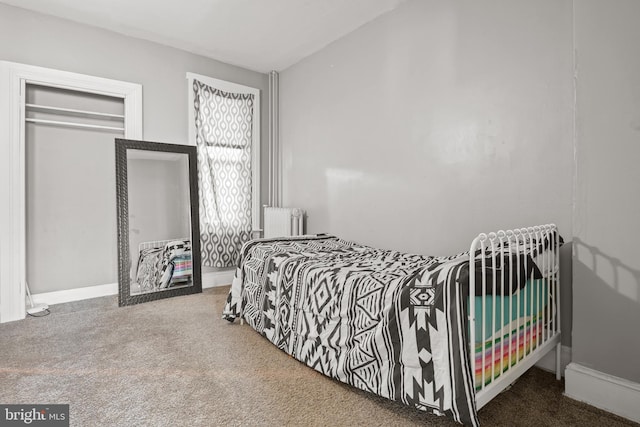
[0,287,637,427]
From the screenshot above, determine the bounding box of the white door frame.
[186,72,261,233]
[0,61,143,323]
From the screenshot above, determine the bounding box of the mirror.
[116,139,202,306]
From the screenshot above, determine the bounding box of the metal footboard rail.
[469,224,561,409]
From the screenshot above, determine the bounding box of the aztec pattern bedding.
[223,235,480,426]
[222,234,558,426]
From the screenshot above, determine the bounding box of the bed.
[222,225,561,426]
[134,239,193,293]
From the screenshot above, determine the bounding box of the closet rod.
[25,103,125,119]
[25,118,125,132]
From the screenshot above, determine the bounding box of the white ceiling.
[1,0,406,72]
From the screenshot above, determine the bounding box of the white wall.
[280,0,574,343]
[281,0,573,255]
[573,0,640,382]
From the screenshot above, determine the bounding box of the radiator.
[263,207,304,238]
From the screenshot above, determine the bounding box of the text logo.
[0,405,68,426]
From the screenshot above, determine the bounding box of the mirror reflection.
[116,139,201,307]
[127,150,193,295]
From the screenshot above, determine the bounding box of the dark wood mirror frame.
[115,138,202,306]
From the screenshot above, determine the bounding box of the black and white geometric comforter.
[223,235,479,426]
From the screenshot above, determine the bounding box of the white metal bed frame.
[238,224,562,412]
[138,237,189,252]
[470,224,561,409]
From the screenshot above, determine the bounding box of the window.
[187,73,260,267]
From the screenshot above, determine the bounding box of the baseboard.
[31,282,118,306]
[202,269,234,289]
[29,270,234,307]
[565,362,640,423]
[535,345,572,376]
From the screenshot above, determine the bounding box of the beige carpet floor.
[0,287,637,427]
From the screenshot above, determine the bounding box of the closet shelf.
[25,103,125,120]
[25,118,125,132]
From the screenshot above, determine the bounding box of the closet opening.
[25,84,124,300]
[0,61,142,322]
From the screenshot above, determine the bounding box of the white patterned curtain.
[193,80,253,267]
